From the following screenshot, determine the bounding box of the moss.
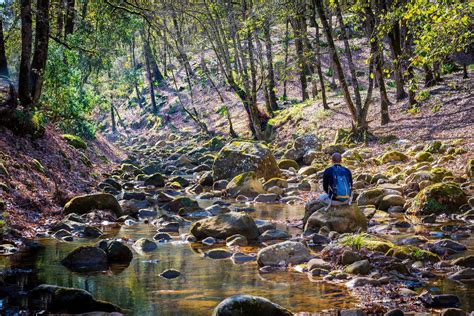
[204,136,226,151]
[378,134,398,144]
[412,182,467,215]
[454,148,467,155]
[467,159,474,179]
[231,172,255,186]
[62,134,87,150]
[424,140,444,153]
[381,151,409,164]
[323,143,347,155]
[340,233,393,253]
[278,159,299,170]
[169,181,182,188]
[431,167,453,182]
[415,151,433,162]
[387,245,439,262]
[32,159,45,174]
[80,153,92,168]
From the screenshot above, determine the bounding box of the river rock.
[165,196,200,213]
[427,239,466,255]
[226,234,248,247]
[307,258,331,271]
[381,151,409,164]
[341,250,363,265]
[160,269,181,279]
[206,248,233,259]
[278,159,299,170]
[411,182,467,215]
[254,193,278,203]
[441,309,466,316]
[212,294,292,316]
[344,259,371,275]
[28,284,121,314]
[213,141,281,181]
[357,188,384,207]
[144,173,165,187]
[451,255,474,268]
[231,252,256,264]
[345,277,379,288]
[191,212,259,240]
[419,291,460,308]
[378,195,406,211]
[259,229,290,241]
[61,246,108,272]
[133,238,157,252]
[64,193,123,216]
[154,232,172,242]
[226,172,265,198]
[448,268,474,281]
[96,240,133,264]
[257,241,311,266]
[304,205,367,234]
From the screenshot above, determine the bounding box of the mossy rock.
[212,295,292,316]
[333,128,352,144]
[213,141,281,181]
[467,159,474,179]
[387,246,439,262]
[411,182,467,215]
[381,151,409,164]
[0,163,9,178]
[415,151,434,162]
[165,196,200,213]
[431,168,453,183]
[32,159,46,174]
[0,199,5,211]
[424,140,444,153]
[226,171,265,198]
[454,148,467,155]
[339,233,393,253]
[323,143,347,154]
[144,173,165,187]
[120,163,144,176]
[204,136,226,152]
[62,134,87,150]
[278,159,299,170]
[305,205,368,234]
[357,188,384,207]
[64,193,123,216]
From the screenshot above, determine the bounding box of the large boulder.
[60,246,108,272]
[144,173,165,187]
[213,141,281,181]
[96,239,133,264]
[0,77,16,119]
[64,193,123,216]
[190,212,259,240]
[257,241,311,266]
[28,284,121,314]
[381,151,409,164]
[212,295,292,316]
[304,205,368,234]
[164,196,200,213]
[411,182,467,215]
[226,172,265,198]
[284,134,322,163]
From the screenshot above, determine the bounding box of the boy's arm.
[323,168,331,193]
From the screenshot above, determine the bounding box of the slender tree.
[0,18,9,78]
[19,0,33,106]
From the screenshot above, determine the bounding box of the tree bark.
[56,0,64,38]
[290,13,309,101]
[30,0,50,104]
[64,0,74,36]
[0,18,9,78]
[309,10,329,109]
[283,19,290,100]
[143,37,157,113]
[111,103,116,133]
[263,19,278,111]
[19,0,33,106]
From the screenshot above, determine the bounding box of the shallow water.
[0,202,357,315]
[1,199,473,315]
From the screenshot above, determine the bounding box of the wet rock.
[226,234,248,247]
[263,178,288,190]
[254,193,278,203]
[340,310,366,316]
[345,277,379,288]
[400,236,428,245]
[385,309,404,316]
[64,193,123,216]
[0,244,18,254]
[341,250,363,265]
[81,226,103,238]
[53,229,72,240]
[226,172,265,198]
[419,291,460,308]
[202,237,217,245]
[441,308,466,316]
[448,268,474,281]
[212,294,292,316]
[231,252,256,264]
[213,141,281,181]
[144,173,165,187]
[427,239,467,255]
[122,191,147,200]
[256,220,276,234]
[165,196,200,213]
[169,176,190,187]
[154,232,172,242]
[133,238,157,252]
[411,182,467,215]
[61,246,108,272]
[257,241,311,267]
[120,199,150,214]
[344,259,371,275]
[198,171,214,186]
[206,248,233,259]
[213,180,229,191]
[304,205,367,234]
[259,229,290,241]
[451,255,474,268]
[28,284,121,314]
[312,234,330,245]
[307,258,331,271]
[422,214,437,223]
[191,212,260,240]
[160,269,181,279]
[96,240,133,264]
[157,221,180,233]
[297,181,312,191]
[138,208,158,218]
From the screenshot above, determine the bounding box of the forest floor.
[0,126,124,239]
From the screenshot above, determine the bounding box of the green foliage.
[62,134,87,150]
[415,90,430,102]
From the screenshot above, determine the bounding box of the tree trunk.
[143,38,157,114]
[64,0,74,36]
[424,64,436,87]
[144,36,164,85]
[111,103,116,133]
[56,0,64,38]
[130,38,143,108]
[310,13,328,109]
[263,19,278,111]
[334,0,362,110]
[283,19,290,100]
[314,0,365,130]
[0,18,9,78]
[290,15,309,101]
[30,0,50,104]
[19,0,33,106]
